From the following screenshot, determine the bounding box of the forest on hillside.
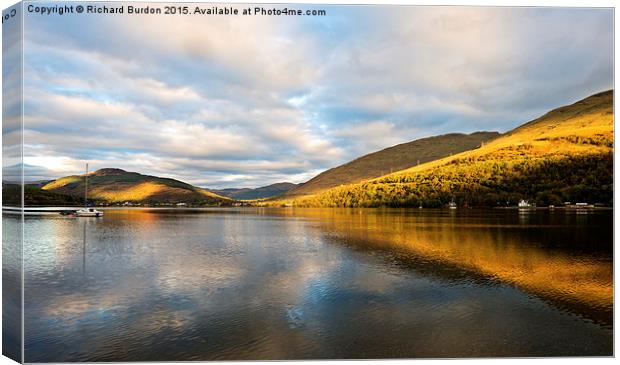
[293,152,613,208]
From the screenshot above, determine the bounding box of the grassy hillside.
[42,168,231,205]
[211,182,298,200]
[3,183,84,206]
[286,131,499,196]
[287,90,613,208]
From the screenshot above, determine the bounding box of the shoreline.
[3,205,613,215]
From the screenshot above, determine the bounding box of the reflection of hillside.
[275,208,613,326]
[21,208,613,360]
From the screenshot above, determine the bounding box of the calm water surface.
[15,208,612,361]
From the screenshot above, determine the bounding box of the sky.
[13,4,614,188]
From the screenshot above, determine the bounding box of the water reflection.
[20,208,613,361]
[277,208,613,327]
[2,215,22,362]
[82,221,86,275]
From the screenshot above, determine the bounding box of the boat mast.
[85,163,88,208]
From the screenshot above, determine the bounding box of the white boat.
[448,199,457,209]
[75,208,103,217]
[75,163,103,218]
[518,199,532,208]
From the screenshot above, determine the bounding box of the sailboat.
[75,163,103,217]
[448,198,457,209]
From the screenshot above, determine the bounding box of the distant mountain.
[286,131,500,197]
[211,182,299,200]
[289,90,613,207]
[41,168,230,205]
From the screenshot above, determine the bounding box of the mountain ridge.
[27,90,614,208]
[210,182,299,200]
[42,168,230,205]
[286,131,500,197]
[282,90,613,207]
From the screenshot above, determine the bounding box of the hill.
[3,183,84,206]
[211,182,298,200]
[286,131,500,196]
[42,168,230,205]
[287,90,613,207]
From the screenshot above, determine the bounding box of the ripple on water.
[19,209,613,360]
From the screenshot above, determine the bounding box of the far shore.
[2,205,613,214]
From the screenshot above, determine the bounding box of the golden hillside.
[42,168,230,205]
[287,90,613,207]
[286,131,500,196]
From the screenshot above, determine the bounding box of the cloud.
[19,5,613,188]
[332,120,416,157]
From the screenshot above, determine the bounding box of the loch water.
[11,207,613,361]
